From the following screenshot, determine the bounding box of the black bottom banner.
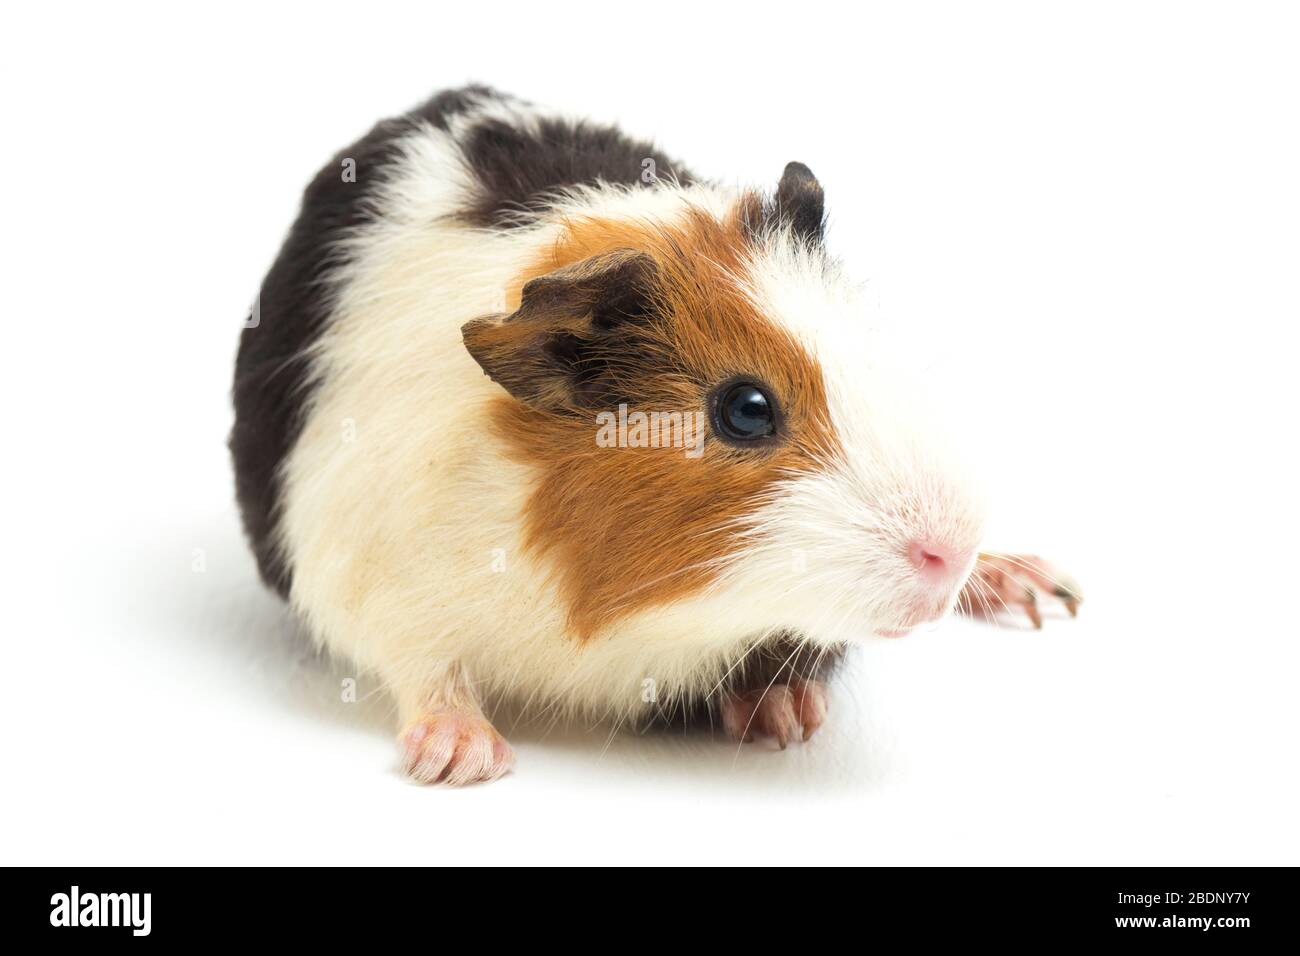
[8,866,1296,943]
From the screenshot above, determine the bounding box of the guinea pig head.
[462,186,984,644]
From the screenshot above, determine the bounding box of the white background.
[4,1,1297,865]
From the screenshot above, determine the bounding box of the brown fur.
[468,201,841,640]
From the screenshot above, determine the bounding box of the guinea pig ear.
[461,249,660,413]
[773,161,825,244]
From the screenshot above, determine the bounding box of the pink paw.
[721,679,829,748]
[960,552,1082,629]
[399,710,515,785]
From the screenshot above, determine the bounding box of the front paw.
[399,710,515,785]
[960,552,1082,629]
[721,679,828,748]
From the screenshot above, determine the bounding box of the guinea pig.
[230,85,1081,785]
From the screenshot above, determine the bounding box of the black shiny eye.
[715,382,777,441]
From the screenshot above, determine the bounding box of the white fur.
[723,237,986,640]
[277,97,985,730]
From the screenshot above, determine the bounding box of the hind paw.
[721,679,828,748]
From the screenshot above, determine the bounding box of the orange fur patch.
[486,201,840,639]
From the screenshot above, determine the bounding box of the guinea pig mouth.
[876,627,914,638]
[874,594,956,638]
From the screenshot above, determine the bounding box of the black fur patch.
[458,113,694,227]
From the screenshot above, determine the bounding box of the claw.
[1059,594,1079,617]
[1024,588,1042,629]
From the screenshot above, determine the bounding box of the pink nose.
[908,540,962,581]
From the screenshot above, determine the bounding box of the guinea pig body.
[231,86,1000,783]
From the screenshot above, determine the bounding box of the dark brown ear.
[462,249,659,413]
[774,161,825,244]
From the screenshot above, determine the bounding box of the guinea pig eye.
[715,382,777,441]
